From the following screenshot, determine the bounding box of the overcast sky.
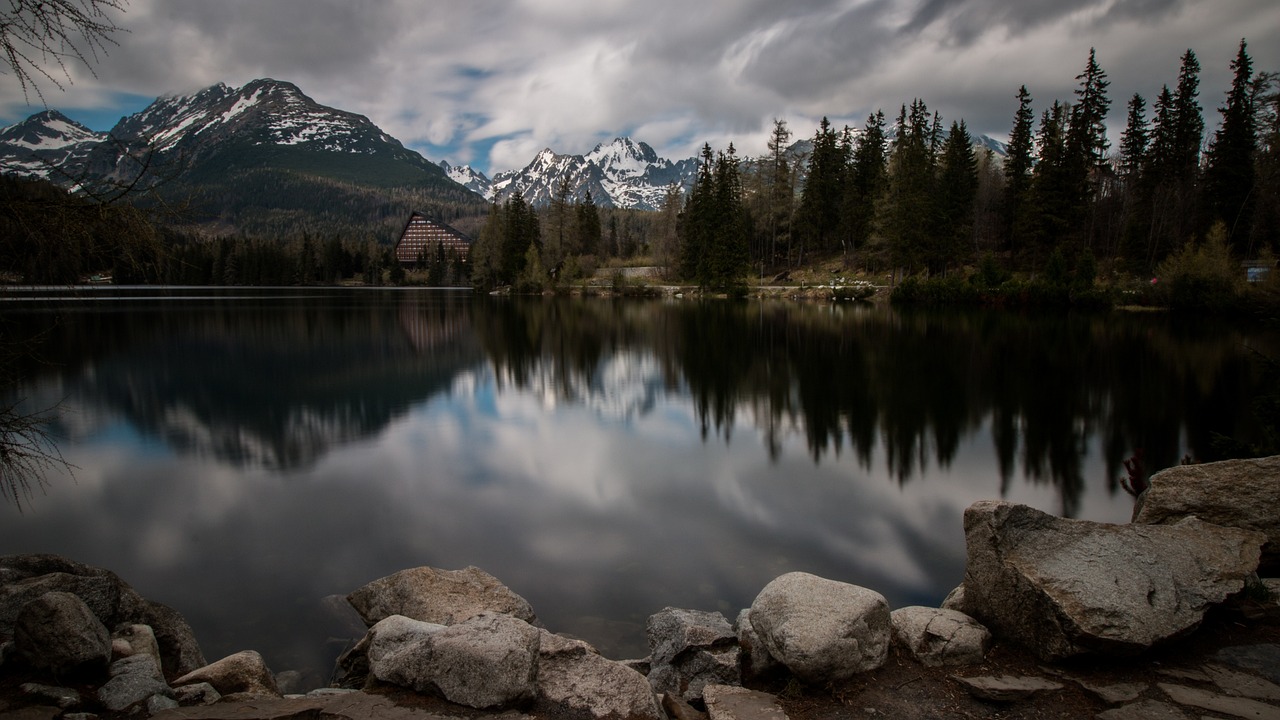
[2,0,1278,175]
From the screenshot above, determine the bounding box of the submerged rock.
[963,501,1264,661]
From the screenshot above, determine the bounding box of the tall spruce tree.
[842,110,888,258]
[932,120,979,274]
[1119,93,1149,181]
[680,143,717,282]
[764,118,795,267]
[1065,48,1111,244]
[796,117,844,260]
[881,100,936,274]
[1003,85,1036,254]
[1029,101,1072,257]
[1204,39,1257,250]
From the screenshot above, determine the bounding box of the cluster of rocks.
[1,455,1278,719]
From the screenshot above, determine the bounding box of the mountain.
[0,110,105,180]
[1,79,486,238]
[458,137,699,211]
[439,160,492,196]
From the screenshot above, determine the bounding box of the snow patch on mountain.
[475,137,697,211]
[0,110,105,179]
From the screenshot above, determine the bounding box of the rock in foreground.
[1133,455,1280,570]
[963,500,1264,661]
[748,572,890,682]
[347,565,537,627]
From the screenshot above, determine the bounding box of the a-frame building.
[394,212,472,265]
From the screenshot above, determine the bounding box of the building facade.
[394,212,471,265]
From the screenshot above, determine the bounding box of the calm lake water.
[1,287,1275,687]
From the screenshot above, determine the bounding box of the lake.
[1,287,1275,688]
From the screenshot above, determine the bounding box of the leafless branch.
[1,0,128,105]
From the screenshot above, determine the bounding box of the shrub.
[1155,222,1241,311]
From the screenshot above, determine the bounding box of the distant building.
[394,212,471,265]
[1243,260,1277,283]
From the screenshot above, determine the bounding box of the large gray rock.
[646,607,740,702]
[735,608,782,681]
[890,606,991,667]
[1133,455,1280,569]
[0,554,205,677]
[97,654,174,712]
[535,630,663,720]
[748,572,890,682]
[13,591,111,677]
[963,501,1265,661]
[347,565,536,627]
[369,612,540,709]
[172,650,281,698]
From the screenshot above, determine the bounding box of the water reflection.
[0,289,1273,685]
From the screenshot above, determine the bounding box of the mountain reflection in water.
[0,288,1273,685]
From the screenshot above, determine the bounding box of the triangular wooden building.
[394,212,472,265]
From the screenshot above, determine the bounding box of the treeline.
[775,40,1276,284]
[470,180,665,290]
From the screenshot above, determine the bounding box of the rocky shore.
[2,455,1278,720]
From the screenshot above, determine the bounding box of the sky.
[1,0,1279,177]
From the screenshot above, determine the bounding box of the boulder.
[748,572,890,682]
[734,609,781,681]
[890,606,991,667]
[535,630,663,720]
[962,501,1265,661]
[369,612,540,709]
[1133,455,1280,570]
[13,591,111,678]
[347,565,536,628]
[172,650,281,698]
[940,585,967,613]
[646,607,740,702]
[97,654,175,712]
[111,623,162,666]
[0,554,205,677]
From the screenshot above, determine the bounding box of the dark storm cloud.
[1,0,1278,172]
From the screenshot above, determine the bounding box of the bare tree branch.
[1,0,128,105]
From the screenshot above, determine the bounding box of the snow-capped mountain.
[439,160,492,196]
[477,137,699,211]
[1,79,466,196]
[0,110,105,179]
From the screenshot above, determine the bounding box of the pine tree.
[1118,94,1149,181]
[1029,101,1072,257]
[1204,39,1257,250]
[796,117,844,260]
[842,110,888,258]
[932,120,979,274]
[1065,48,1111,244]
[1003,86,1036,253]
[575,189,602,256]
[680,143,717,281]
[881,100,936,274]
[764,118,794,267]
